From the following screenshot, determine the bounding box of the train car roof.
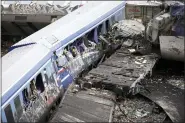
[2,44,36,73]
[12,1,100,46]
[1,1,126,106]
[13,1,125,48]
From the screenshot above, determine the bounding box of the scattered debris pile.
[50,81,168,122]
[113,94,167,122]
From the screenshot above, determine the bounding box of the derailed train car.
[1,1,125,122]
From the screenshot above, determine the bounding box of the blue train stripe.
[8,42,36,52]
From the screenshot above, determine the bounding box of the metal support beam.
[27,22,38,32]
[11,22,28,36]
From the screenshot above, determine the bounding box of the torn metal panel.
[140,79,184,122]
[138,59,184,122]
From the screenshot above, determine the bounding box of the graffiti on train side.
[17,83,60,122]
[15,61,61,122]
[56,39,101,82]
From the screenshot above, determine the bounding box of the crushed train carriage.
[1,1,125,122]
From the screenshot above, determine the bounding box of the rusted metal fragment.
[139,79,184,122]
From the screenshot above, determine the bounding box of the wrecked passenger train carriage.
[1,1,125,123]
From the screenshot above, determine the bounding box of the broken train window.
[69,43,79,58]
[97,24,103,35]
[57,50,68,67]
[22,88,29,110]
[63,46,74,61]
[35,73,45,93]
[29,79,37,98]
[87,29,95,42]
[75,38,86,54]
[105,20,110,31]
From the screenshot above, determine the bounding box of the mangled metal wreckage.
[2,1,184,122]
[50,19,184,122]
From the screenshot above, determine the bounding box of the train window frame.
[87,28,95,41]
[13,95,23,120]
[112,15,116,24]
[4,104,15,123]
[97,24,103,35]
[102,21,107,34]
[22,88,30,110]
[30,79,37,96]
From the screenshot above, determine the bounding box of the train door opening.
[35,73,45,93]
[4,104,15,123]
